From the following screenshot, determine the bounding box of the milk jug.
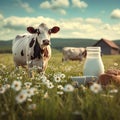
[83,47,104,77]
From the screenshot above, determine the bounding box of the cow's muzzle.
[43,40,50,45]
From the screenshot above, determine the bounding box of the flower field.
[0,52,120,120]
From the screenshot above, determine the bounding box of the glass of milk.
[83,47,104,77]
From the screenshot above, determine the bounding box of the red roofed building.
[93,38,120,55]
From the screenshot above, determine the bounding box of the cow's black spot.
[31,56,34,60]
[21,50,24,56]
[29,38,35,48]
[22,35,26,37]
[31,38,44,60]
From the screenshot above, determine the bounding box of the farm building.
[93,38,120,55]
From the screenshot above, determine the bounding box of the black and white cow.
[62,47,86,62]
[12,23,60,76]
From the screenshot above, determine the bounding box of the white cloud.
[111,9,120,19]
[40,1,51,9]
[51,0,69,8]
[0,16,58,40]
[3,17,29,30]
[72,0,88,8]
[112,24,120,31]
[85,18,102,24]
[0,16,120,40]
[40,0,69,15]
[17,0,34,13]
[40,0,69,9]
[40,0,88,15]
[3,16,57,30]
[102,24,111,30]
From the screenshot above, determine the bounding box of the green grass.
[0,51,120,120]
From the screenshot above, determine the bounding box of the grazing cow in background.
[12,23,60,76]
[62,47,86,62]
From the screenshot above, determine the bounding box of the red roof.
[94,38,119,49]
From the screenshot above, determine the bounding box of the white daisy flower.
[24,82,32,89]
[54,76,61,83]
[4,84,10,90]
[0,87,6,94]
[60,73,66,79]
[29,87,37,96]
[21,89,33,98]
[27,89,35,97]
[4,78,8,82]
[90,83,102,94]
[41,76,48,83]
[113,63,118,67]
[27,98,32,102]
[53,72,61,78]
[15,92,27,104]
[17,76,22,80]
[101,94,114,98]
[109,89,118,93]
[43,79,50,85]
[57,85,64,90]
[63,84,74,92]
[57,91,64,95]
[46,82,54,89]
[11,80,22,91]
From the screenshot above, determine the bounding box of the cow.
[12,23,60,76]
[62,47,86,62]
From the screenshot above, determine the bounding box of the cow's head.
[27,23,60,47]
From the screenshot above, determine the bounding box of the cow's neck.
[31,38,49,60]
[31,39,44,60]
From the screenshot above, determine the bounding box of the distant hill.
[0,38,120,53]
[114,40,120,47]
[51,38,120,51]
[51,38,97,50]
[0,40,12,53]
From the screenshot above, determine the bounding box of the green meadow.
[0,50,120,120]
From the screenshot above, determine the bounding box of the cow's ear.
[27,27,37,34]
[50,26,60,33]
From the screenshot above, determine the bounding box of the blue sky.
[0,0,120,40]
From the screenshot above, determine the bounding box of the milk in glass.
[83,47,104,77]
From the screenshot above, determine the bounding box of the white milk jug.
[83,47,104,77]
